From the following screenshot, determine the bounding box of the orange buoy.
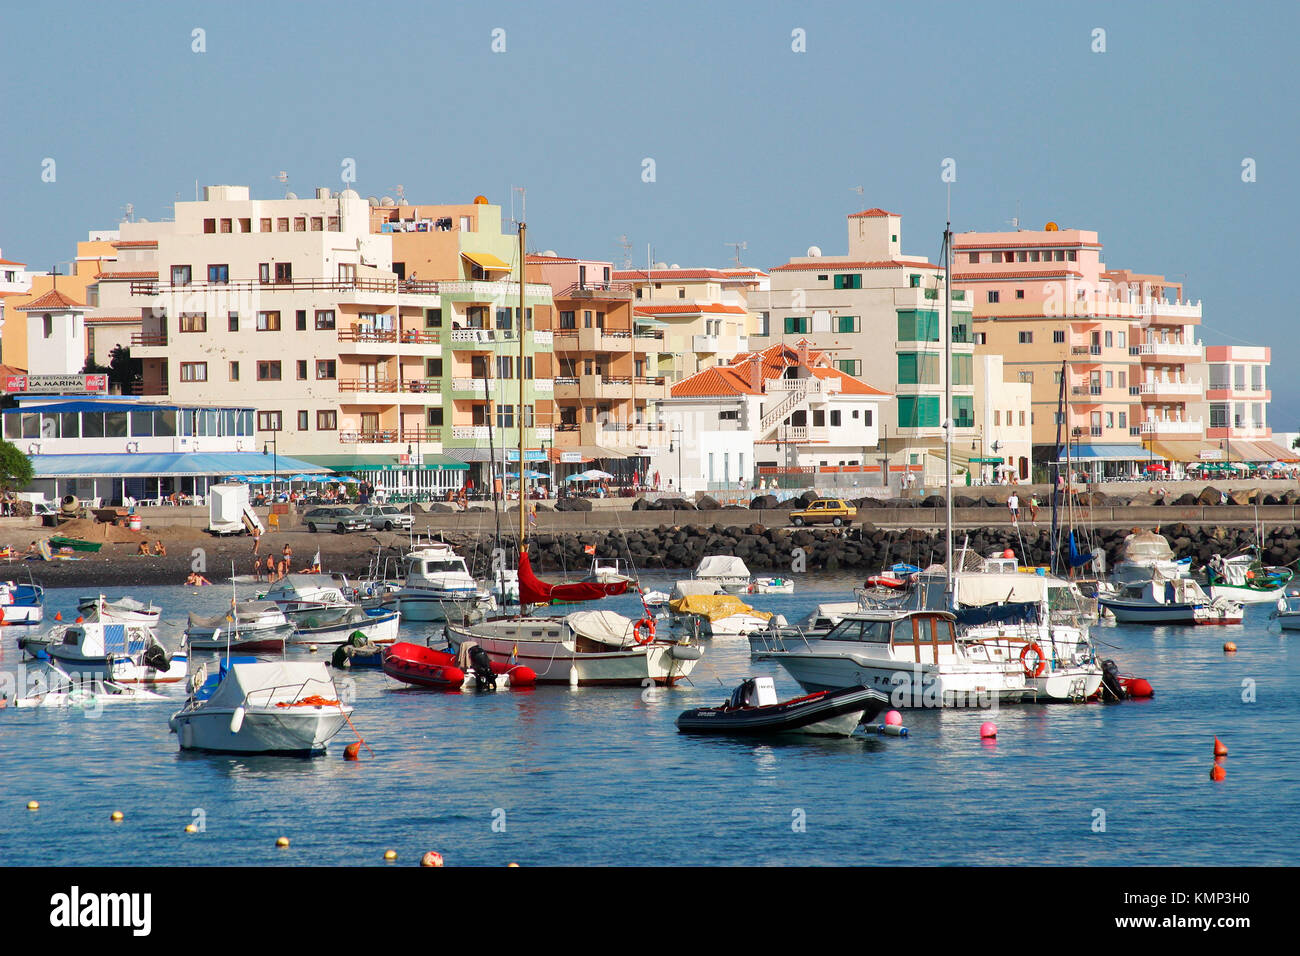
[54,612,62,621]
[344,742,361,761]
[420,851,444,867]
[383,850,397,861]
[110,810,124,822]
[75,616,84,624]
[1210,764,1226,781]
[26,801,39,811]
[1223,642,1237,653]
[1214,737,1228,757]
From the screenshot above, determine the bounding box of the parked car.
[355,504,413,531]
[303,506,368,534]
[789,498,858,527]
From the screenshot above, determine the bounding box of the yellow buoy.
[384,850,397,861]
[507,862,520,867]
[27,801,39,811]
[308,644,318,653]
[184,823,198,834]
[1223,641,1237,653]
[110,811,124,822]
[276,836,290,848]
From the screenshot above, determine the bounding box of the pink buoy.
[420,851,444,868]
[884,710,902,726]
[979,721,997,739]
[1002,549,1014,559]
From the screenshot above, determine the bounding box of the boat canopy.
[567,610,638,647]
[671,579,724,600]
[1121,531,1174,563]
[669,594,770,622]
[204,661,335,709]
[695,556,751,579]
[920,571,1049,608]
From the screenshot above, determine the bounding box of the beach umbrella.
[584,469,615,480]
[1145,463,1168,472]
[335,476,360,484]
[288,474,317,482]
[565,473,592,482]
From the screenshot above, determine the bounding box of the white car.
[356,505,414,531]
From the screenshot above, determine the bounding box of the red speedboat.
[382,641,536,690]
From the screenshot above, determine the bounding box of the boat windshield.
[826,618,893,643]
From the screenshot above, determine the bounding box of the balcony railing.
[555,281,634,299]
[131,333,167,347]
[399,427,442,442]
[339,429,399,444]
[338,379,399,393]
[1140,418,1204,435]
[1137,341,1202,358]
[1138,381,1202,396]
[1070,345,1102,356]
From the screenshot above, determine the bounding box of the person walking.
[1028,494,1039,525]
[1007,492,1020,526]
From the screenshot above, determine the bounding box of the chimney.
[797,338,809,369]
[748,353,762,392]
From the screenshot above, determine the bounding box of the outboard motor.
[142,642,171,673]
[468,643,497,691]
[1099,658,1125,702]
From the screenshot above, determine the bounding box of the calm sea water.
[2,574,1296,867]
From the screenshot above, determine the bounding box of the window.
[297,411,310,430]
[426,408,443,427]
[314,310,336,330]
[987,291,1000,303]
[1019,411,1026,426]
[171,265,192,286]
[292,310,305,331]
[974,332,987,345]
[496,404,515,429]
[274,262,292,283]
[256,361,282,381]
[830,410,842,427]
[229,361,239,381]
[897,352,940,385]
[784,316,809,334]
[677,288,685,299]
[315,360,336,380]
[327,216,340,231]
[951,354,973,386]
[228,312,239,332]
[1067,250,1077,261]
[836,359,861,376]
[836,315,859,334]
[317,410,337,430]
[560,311,577,329]
[260,218,272,232]
[259,263,270,283]
[1117,331,1126,348]
[896,310,939,342]
[1053,370,1063,384]
[1015,289,1025,299]
[296,360,307,380]
[203,219,216,234]
[968,252,980,264]
[719,409,740,421]
[897,395,940,428]
[256,311,281,331]
[424,307,442,328]
[257,411,282,431]
[1119,371,1126,388]
[1104,331,1113,348]
[206,264,229,284]
[179,312,207,333]
[1052,330,1065,343]
[276,218,289,232]
[1118,412,1126,428]
[1018,331,1033,344]
[1106,412,1114,428]
[909,274,921,288]
[310,217,323,231]
[179,362,207,382]
[495,355,514,379]
[425,358,443,377]
[1105,371,1113,388]
[833,274,862,290]
[1017,371,1034,384]
[994,411,1001,426]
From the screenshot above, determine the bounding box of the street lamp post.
[263,437,278,501]
[669,425,684,496]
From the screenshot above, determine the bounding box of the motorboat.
[381,640,537,690]
[761,601,860,641]
[289,605,401,646]
[749,576,795,595]
[1204,548,1293,604]
[1110,530,1192,587]
[668,593,772,639]
[1099,574,1243,625]
[392,542,491,622]
[671,579,724,600]
[1272,588,1300,631]
[10,661,170,708]
[20,620,187,684]
[446,609,702,686]
[584,557,635,586]
[261,573,353,618]
[185,601,293,652]
[750,608,1030,707]
[168,658,353,755]
[676,677,888,737]
[0,579,44,625]
[693,555,751,594]
[641,589,671,607]
[77,594,161,626]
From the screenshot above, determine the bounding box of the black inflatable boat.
[676,679,888,736]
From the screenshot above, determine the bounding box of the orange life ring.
[632,617,656,646]
[1020,642,1047,678]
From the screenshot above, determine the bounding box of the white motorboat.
[671,579,724,600]
[668,593,772,638]
[1099,574,1243,625]
[21,620,187,684]
[751,608,1030,707]
[185,601,294,651]
[392,542,490,622]
[0,579,44,625]
[490,567,520,605]
[446,609,702,686]
[169,658,353,754]
[641,589,671,607]
[749,576,795,595]
[262,573,353,618]
[77,594,161,626]
[289,605,401,646]
[1110,530,1193,587]
[11,661,169,708]
[1272,589,1300,631]
[693,555,752,594]
[584,557,635,586]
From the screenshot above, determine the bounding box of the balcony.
[452,425,490,441]
[338,378,400,393]
[1137,341,1202,360]
[1070,345,1102,357]
[1070,385,1103,398]
[399,427,442,443]
[553,328,639,353]
[1139,418,1204,436]
[600,422,671,448]
[693,334,719,353]
[435,280,551,300]
[1138,380,1204,398]
[131,332,167,347]
[339,429,399,444]
[555,281,634,301]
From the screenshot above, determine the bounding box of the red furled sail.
[518,550,630,606]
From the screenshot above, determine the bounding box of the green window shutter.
[836,315,857,334]
[952,396,975,428]
[897,353,918,385]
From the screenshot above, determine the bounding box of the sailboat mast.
[944,220,953,595]
[1050,358,1066,574]
[518,221,527,550]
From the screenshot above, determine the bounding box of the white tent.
[695,555,751,580]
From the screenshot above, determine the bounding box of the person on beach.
[265,555,276,580]
[153,540,166,556]
[276,558,287,580]
[254,556,264,582]
[137,540,150,555]
[282,544,292,572]
[1028,495,1039,525]
[185,572,212,586]
[1007,492,1020,526]
[252,525,262,557]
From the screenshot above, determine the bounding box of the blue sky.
[3,1,1296,419]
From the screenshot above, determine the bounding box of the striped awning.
[461,251,513,272]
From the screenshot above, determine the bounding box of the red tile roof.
[671,339,890,399]
[848,208,898,218]
[85,314,144,325]
[633,303,747,316]
[0,257,26,266]
[769,259,941,273]
[15,289,85,311]
[953,239,1102,249]
[93,270,158,280]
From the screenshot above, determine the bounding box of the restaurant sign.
[3,374,109,394]
[1198,449,1225,461]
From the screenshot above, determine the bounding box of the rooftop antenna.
[1006,199,1021,231]
[122,203,134,223]
[617,235,633,270]
[394,184,405,205]
[275,170,289,198]
[850,186,864,195]
[511,185,526,230]
[725,241,747,267]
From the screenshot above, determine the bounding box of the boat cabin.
[823,611,958,664]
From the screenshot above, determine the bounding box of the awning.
[449,448,547,464]
[1056,443,1158,462]
[461,251,513,272]
[1149,440,1208,463]
[1221,440,1280,463]
[1252,439,1300,463]
[297,453,468,472]
[31,452,330,479]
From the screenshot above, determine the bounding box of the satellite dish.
[137,217,149,223]
[807,246,822,257]
[367,196,380,206]
[339,188,360,200]
[284,191,298,200]
[380,196,395,206]
[1045,221,1059,231]
[542,250,557,257]
[670,263,679,269]
[655,261,668,270]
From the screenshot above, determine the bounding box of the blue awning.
[1056,443,1162,462]
[30,452,332,479]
